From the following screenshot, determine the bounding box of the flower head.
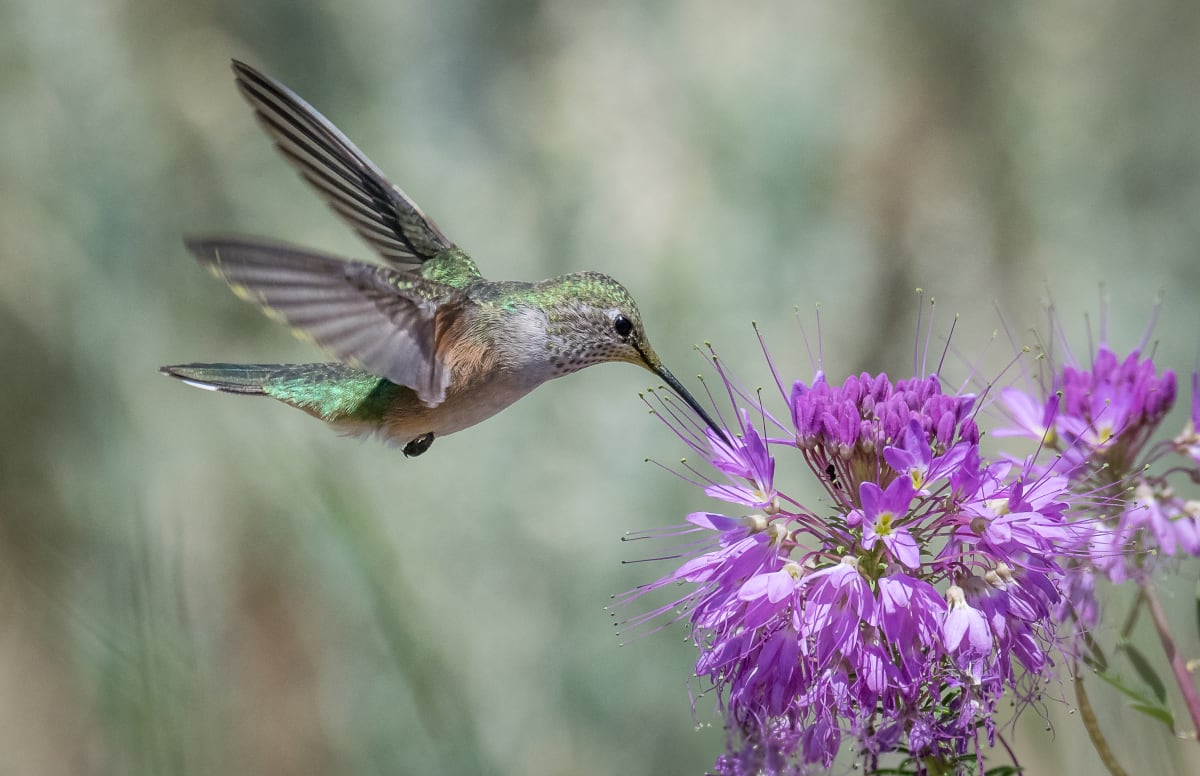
[994,310,1200,588]
[622,327,1089,774]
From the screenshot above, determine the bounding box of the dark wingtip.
[181,235,211,252]
[180,236,223,269]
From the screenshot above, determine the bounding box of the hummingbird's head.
[539,272,662,374]
[539,272,727,440]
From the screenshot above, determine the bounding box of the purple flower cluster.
[623,362,1093,773]
[996,345,1176,476]
[997,341,1200,593]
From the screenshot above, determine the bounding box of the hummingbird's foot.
[403,432,435,457]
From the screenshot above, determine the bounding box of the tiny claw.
[402,432,435,457]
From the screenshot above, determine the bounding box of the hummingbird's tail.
[160,362,401,427]
[159,363,277,394]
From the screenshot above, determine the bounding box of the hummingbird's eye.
[612,313,634,339]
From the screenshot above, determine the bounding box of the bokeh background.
[3,1,1200,774]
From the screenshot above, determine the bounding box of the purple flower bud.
[935,409,958,446]
[871,372,893,402]
[842,373,863,404]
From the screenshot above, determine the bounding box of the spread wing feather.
[231,60,454,266]
[185,236,461,405]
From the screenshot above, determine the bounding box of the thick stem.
[1141,580,1200,740]
[1073,668,1130,776]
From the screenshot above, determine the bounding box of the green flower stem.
[1073,667,1129,776]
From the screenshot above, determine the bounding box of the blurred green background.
[3,1,1200,774]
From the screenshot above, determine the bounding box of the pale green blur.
[2,1,1199,774]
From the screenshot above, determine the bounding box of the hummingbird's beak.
[646,359,730,444]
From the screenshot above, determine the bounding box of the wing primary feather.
[230,59,455,266]
[183,236,458,405]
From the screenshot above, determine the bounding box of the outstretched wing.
[186,236,463,405]
[231,59,456,267]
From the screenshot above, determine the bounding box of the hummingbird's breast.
[366,304,552,443]
[367,368,539,444]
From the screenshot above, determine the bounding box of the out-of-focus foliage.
[1,1,1198,774]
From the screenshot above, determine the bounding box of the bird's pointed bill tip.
[650,362,728,443]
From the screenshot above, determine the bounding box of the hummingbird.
[161,60,725,457]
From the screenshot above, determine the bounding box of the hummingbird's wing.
[185,236,463,406]
[231,60,472,274]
